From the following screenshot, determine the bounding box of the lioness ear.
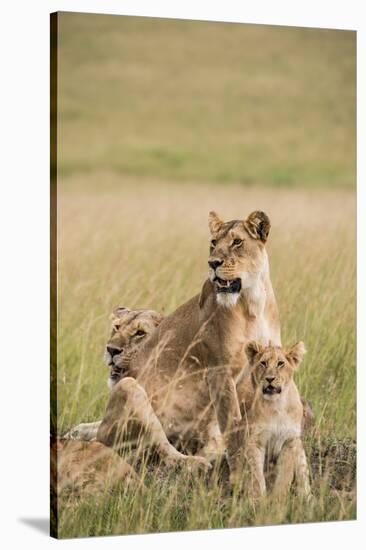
[286,341,306,367]
[110,306,130,321]
[245,340,264,364]
[150,311,164,326]
[208,211,224,235]
[244,211,271,243]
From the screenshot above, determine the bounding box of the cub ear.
[245,340,264,364]
[244,211,271,243]
[286,341,306,367]
[208,211,224,235]
[110,306,130,321]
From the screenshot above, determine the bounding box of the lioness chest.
[226,313,276,381]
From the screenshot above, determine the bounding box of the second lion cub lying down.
[235,340,311,498]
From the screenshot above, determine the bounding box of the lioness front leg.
[207,366,242,475]
[97,377,209,470]
[63,421,102,441]
[199,420,225,462]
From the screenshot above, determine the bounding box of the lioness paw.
[185,454,212,472]
[62,426,80,440]
[164,453,211,473]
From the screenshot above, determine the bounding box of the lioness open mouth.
[109,363,127,384]
[110,371,122,382]
[214,276,241,294]
[263,385,282,395]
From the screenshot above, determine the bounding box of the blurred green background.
[58,13,355,188]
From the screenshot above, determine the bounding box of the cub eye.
[277,360,285,369]
[233,238,243,246]
[211,239,217,247]
[113,325,120,332]
[259,361,267,368]
[135,330,145,337]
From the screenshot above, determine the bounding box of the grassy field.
[56,178,356,537]
[54,13,356,539]
[57,13,355,188]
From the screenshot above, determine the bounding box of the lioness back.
[53,439,142,498]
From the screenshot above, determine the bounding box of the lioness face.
[207,211,271,307]
[245,341,306,401]
[105,307,163,388]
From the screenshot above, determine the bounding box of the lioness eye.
[277,361,285,368]
[233,238,243,246]
[211,239,217,247]
[135,330,145,336]
[260,361,267,368]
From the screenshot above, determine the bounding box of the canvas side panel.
[50,11,58,540]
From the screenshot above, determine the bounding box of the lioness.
[237,340,311,498]
[105,307,164,389]
[52,439,143,498]
[97,210,282,477]
[64,307,163,442]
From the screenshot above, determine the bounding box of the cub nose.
[208,260,223,271]
[265,376,275,383]
[107,345,121,358]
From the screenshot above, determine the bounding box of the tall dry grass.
[56,176,356,537]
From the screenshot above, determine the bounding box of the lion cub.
[241,340,311,499]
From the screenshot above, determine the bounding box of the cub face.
[245,340,306,400]
[207,210,271,307]
[105,307,163,388]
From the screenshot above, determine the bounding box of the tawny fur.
[52,439,144,498]
[97,211,282,476]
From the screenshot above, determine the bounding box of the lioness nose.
[107,345,121,358]
[265,376,275,383]
[208,260,223,271]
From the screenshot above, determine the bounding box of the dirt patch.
[308,437,356,492]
